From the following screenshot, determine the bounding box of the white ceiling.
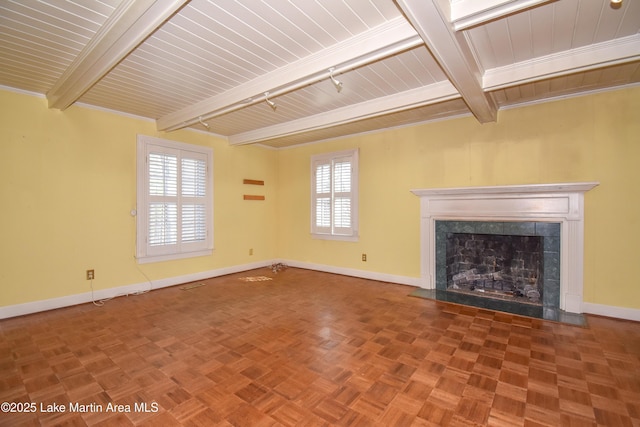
[1,0,638,148]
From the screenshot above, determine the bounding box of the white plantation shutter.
[137,136,213,263]
[181,204,206,242]
[333,159,352,233]
[313,162,332,234]
[181,157,207,243]
[311,149,358,240]
[149,203,178,246]
[148,152,178,247]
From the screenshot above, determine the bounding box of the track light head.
[610,0,622,7]
[329,68,343,93]
[264,92,277,111]
[198,116,210,130]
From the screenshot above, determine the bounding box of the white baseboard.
[582,302,640,322]
[278,259,423,288]
[0,260,273,320]
[2,260,638,323]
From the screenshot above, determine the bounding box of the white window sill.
[136,249,213,264]
[311,233,359,242]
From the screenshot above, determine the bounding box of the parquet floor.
[1,268,639,426]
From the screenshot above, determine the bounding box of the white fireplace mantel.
[411,182,599,314]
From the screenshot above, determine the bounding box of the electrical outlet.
[362,253,367,262]
[249,248,253,256]
[86,269,94,280]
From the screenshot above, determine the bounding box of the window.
[311,149,359,241]
[136,135,213,263]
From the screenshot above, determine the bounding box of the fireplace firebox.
[435,221,561,310]
[448,233,542,302]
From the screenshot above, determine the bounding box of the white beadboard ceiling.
[1,0,638,148]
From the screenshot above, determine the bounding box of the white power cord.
[89,258,153,307]
[90,278,105,307]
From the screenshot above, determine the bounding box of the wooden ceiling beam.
[396,0,498,124]
[228,82,460,145]
[46,0,188,110]
[449,0,552,31]
[156,17,422,132]
[483,34,640,90]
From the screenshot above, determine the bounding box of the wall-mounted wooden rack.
[243,179,265,200]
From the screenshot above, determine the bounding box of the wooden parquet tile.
[1,267,640,426]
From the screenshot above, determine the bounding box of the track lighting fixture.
[264,92,277,111]
[198,116,210,130]
[610,0,622,7]
[329,67,343,93]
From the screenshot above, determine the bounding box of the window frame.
[310,148,359,241]
[136,135,213,264]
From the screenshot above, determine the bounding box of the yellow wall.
[1,86,639,311]
[276,87,640,310]
[0,90,278,307]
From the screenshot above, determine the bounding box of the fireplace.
[411,183,598,319]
